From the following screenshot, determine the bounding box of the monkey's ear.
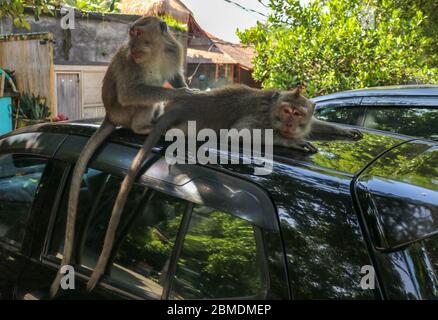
[160,21,168,33]
[293,85,306,97]
[271,91,281,101]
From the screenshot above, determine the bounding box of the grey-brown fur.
[50,16,191,298]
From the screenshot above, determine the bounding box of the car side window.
[314,105,364,126]
[363,106,438,138]
[170,205,264,299]
[109,192,186,299]
[0,154,47,247]
[48,166,266,299]
[109,195,265,299]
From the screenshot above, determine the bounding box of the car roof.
[4,119,434,179]
[312,85,438,103]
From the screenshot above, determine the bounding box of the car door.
[354,139,438,299]
[17,134,289,299]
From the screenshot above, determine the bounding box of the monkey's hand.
[291,140,318,154]
[341,128,363,140]
[278,139,318,154]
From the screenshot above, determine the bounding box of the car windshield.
[363,106,438,140]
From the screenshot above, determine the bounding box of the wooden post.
[0,73,5,97]
[48,33,56,117]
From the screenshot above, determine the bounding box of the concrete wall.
[0,12,188,66]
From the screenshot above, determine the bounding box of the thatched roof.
[195,33,255,69]
[188,43,255,70]
[187,48,236,65]
[119,0,193,24]
[214,43,255,70]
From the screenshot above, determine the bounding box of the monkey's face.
[128,17,169,63]
[272,90,315,139]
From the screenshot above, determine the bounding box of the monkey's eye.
[282,106,304,117]
[281,106,293,115]
[293,110,304,117]
[129,28,143,37]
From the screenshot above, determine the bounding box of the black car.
[0,120,437,300]
[313,85,438,140]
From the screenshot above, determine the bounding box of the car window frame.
[360,96,438,107]
[41,136,278,300]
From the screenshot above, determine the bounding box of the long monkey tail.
[50,117,116,299]
[86,108,181,292]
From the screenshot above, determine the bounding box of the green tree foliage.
[0,0,53,29]
[238,0,438,96]
[382,0,438,66]
[0,0,119,29]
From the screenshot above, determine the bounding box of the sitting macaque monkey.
[50,16,193,298]
[84,85,362,291]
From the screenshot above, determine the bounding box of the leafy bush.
[238,0,438,97]
[15,93,51,120]
[0,0,53,29]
